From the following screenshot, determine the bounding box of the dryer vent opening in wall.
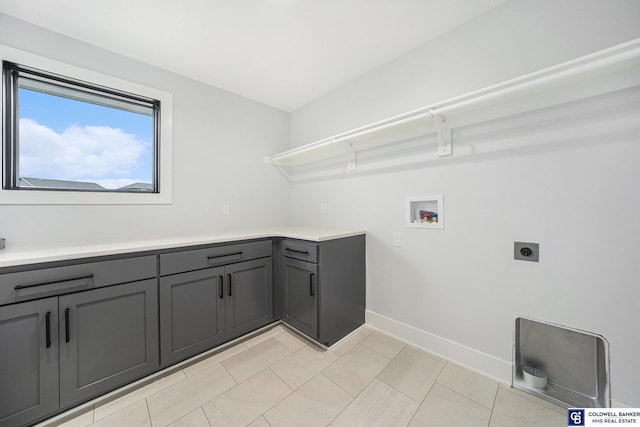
[514,317,610,408]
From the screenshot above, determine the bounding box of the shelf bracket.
[338,140,357,173]
[429,110,452,157]
[264,156,291,181]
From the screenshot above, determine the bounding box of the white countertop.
[0,226,365,268]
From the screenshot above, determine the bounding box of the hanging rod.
[266,37,640,166]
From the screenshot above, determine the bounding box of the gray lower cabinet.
[281,257,318,339]
[0,298,59,427]
[0,234,363,426]
[225,257,273,341]
[159,267,226,366]
[160,257,273,366]
[280,235,366,346]
[0,279,158,427]
[59,279,159,408]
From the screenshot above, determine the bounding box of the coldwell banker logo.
[569,408,640,424]
[569,409,585,426]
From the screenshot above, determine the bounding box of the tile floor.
[41,324,568,427]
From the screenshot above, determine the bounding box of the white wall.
[290,0,640,406]
[0,14,291,248]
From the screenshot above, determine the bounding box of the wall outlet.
[393,232,402,247]
[320,203,327,214]
[222,204,230,216]
[514,241,539,262]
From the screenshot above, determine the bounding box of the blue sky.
[18,88,154,189]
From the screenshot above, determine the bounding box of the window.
[1,45,172,205]
[3,61,159,193]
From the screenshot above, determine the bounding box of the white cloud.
[18,119,150,187]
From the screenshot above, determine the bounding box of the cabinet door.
[0,298,59,427]
[59,279,158,408]
[159,267,226,366]
[281,257,318,339]
[225,258,273,340]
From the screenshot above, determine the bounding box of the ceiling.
[0,0,506,111]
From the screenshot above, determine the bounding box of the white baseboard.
[365,310,512,385]
[365,311,637,408]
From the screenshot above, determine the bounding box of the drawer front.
[0,255,157,307]
[160,240,272,276]
[282,240,318,263]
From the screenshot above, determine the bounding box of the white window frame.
[1,44,173,205]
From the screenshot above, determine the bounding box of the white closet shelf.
[265,38,640,171]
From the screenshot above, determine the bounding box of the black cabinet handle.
[64,308,70,343]
[14,274,94,290]
[207,251,243,260]
[219,275,224,299]
[228,274,232,296]
[45,311,51,348]
[310,273,315,296]
[286,248,310,255]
